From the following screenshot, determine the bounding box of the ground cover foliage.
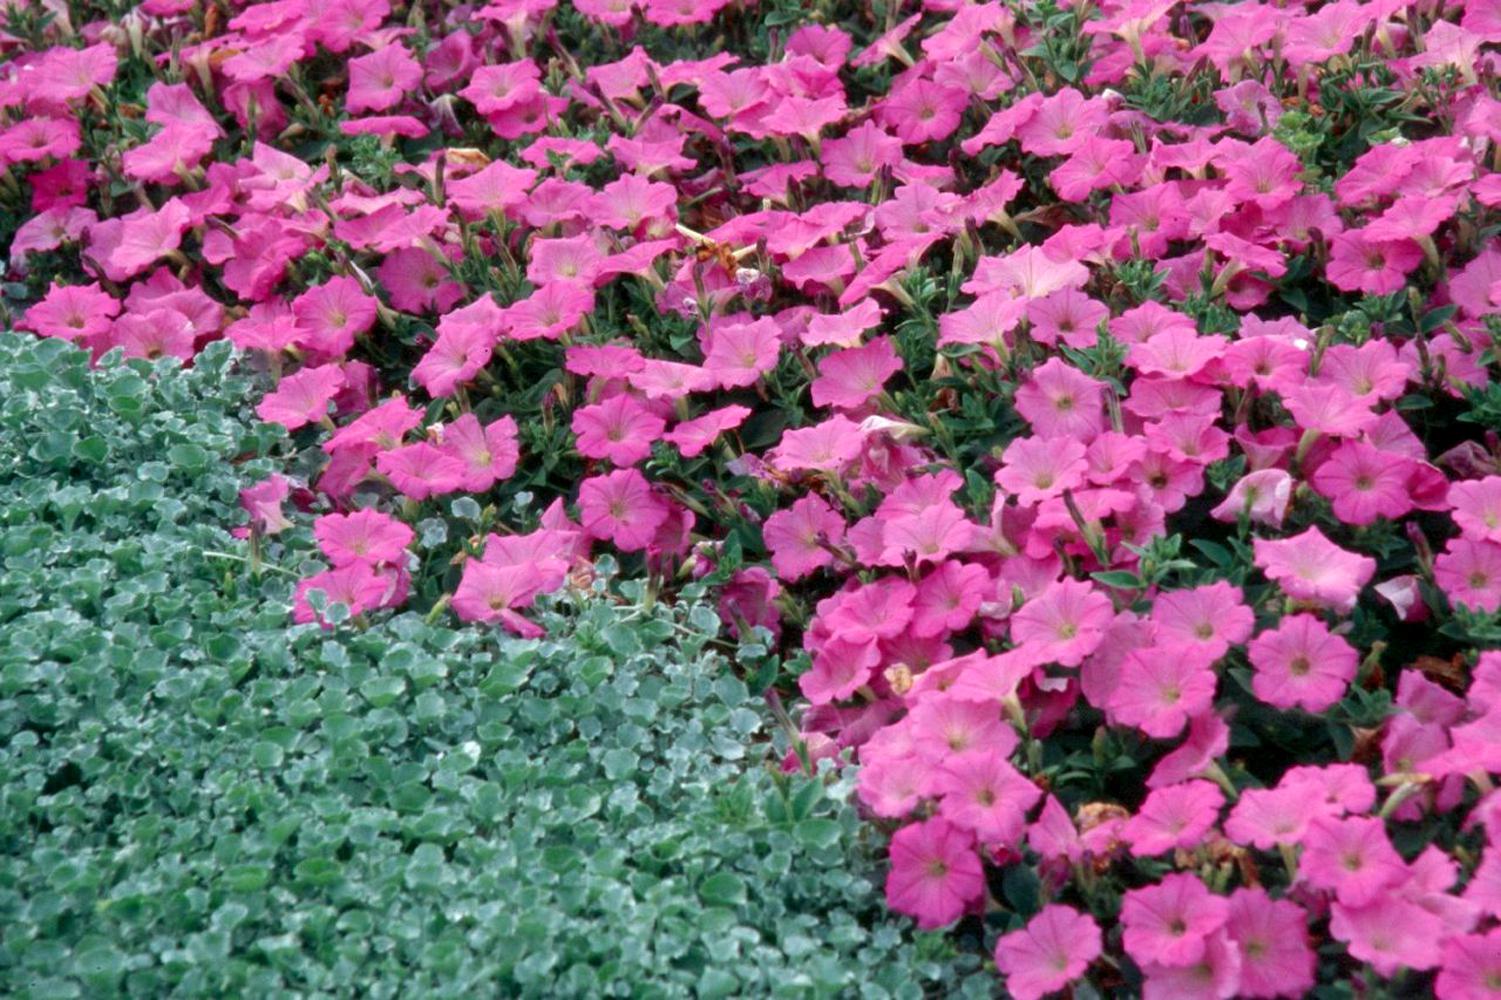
[6,0,1501,994]
[0,335,989,998]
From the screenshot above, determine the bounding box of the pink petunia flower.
[1248,614,1358,713]
[376,442,467,501]
[292,276,380,358]
[1010,578,1114,666]
[934,748,1041,846]
[1449,477,1501,544]
[1309,440,1415,525]
[702,316,782,388]
[441,413,520,492]
[1149,582,1253,659]
[1121,781,1225,857]
[1300,815,1407,906]
[451,559,545,637]
[994,905,1102,1000]
[1224,888,1316,999]
[239,474,294,536]
[995,436,1088,506]
[763,494,846,581]
[1253,527,1375,613]
[1121,873,1231,968]
[1326,231,1424,295]
[571,393,666,467]
[346,44,423,114]
[1013,357,1107,441]
[810,336,903,411]
[1138,930,1242,1000]
[293,563,398,626]
[1435,538,1501,613]
[663,405,751,458]
[1109,643,1219,739]
[884,817,985,930]
[1329,895,1446,978]
[1209,469,1291,528]
[314,509,413,567]
[256,364,348,431]
[1223,783,1327,850]
[1435,928,1501,1000]
[577,469,669,552]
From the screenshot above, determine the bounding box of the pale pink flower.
[1253,527,1375,613]
[995,436,1088,505]
[1209,469,1291,528]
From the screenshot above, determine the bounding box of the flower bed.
[5,0,1501,994]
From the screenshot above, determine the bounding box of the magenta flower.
[884,817,984,930]
[1248,614,1358,713]
[1121,873,1230,968]
[994,905,1102,1000]
[1253,527,1375,613]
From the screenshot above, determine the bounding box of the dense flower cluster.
[6,0,1501,993]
